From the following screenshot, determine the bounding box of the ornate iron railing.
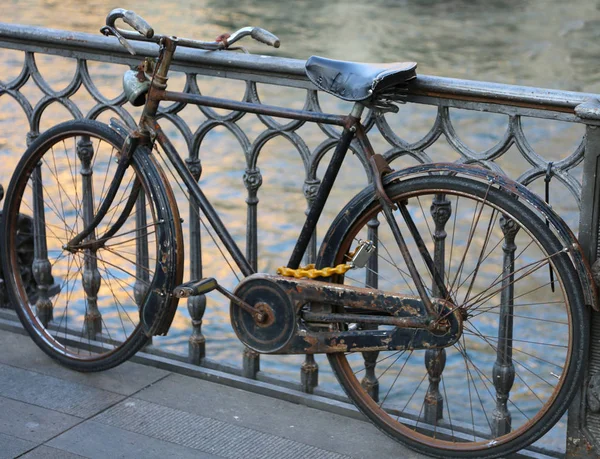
[1,23,600,456]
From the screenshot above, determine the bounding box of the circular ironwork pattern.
[0,48,586,205]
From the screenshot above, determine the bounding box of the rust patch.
[401,305,420,316]
[160,251,169,272]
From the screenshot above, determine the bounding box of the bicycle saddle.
[305,56,417,102]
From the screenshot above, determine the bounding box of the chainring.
[230,276,296,353]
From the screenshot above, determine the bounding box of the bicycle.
[1,8,595,458]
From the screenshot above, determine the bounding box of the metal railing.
[1,23,600,456]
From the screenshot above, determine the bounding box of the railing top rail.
[1,22,598,117]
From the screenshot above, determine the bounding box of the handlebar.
[250,27,280,48]
[101,8,280,55]
[118,10,154,39]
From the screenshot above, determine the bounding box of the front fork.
[64,128,143,252]
[65,38,178,252]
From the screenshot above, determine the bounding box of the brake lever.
[100,25,137,55]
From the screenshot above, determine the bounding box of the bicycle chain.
[276,263,352,279]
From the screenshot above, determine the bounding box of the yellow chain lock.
[276,263,353,279]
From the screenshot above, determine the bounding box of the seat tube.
[287,103,365,269]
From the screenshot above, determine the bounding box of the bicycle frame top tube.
[140,37,348,127]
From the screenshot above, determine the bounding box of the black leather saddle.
[305,56,417,102]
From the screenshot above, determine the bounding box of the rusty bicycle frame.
[66,12,462,352]
[147,40,447,322]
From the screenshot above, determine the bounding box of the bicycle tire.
[318,174,587,458]
[1,119,183,372]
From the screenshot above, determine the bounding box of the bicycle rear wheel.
[1,119,182,371]
[318,174,587,458]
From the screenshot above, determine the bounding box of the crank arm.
[174,277,267,322]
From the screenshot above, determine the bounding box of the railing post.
[186,157,206,365]
[491,215,518,436]
[31,161,54,327]
[567,99,600,457]
[242,167,262,378]
[77,136,102,339]
[300,178,321,393]
[360,217,380,401]
[27,130,55,327]
[300,354,318,394]
[423,194,451,424]
[0,183,5,306]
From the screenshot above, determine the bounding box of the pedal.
[350,239,376,268]
[173,278,218,298]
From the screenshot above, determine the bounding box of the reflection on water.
[1,0,598,448]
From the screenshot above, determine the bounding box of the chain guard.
[231,273,462,355]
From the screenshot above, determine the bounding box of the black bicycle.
[1,8,593,458]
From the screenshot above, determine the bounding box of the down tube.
[152,122,255,277]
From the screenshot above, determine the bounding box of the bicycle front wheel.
[2,119,183,371]
[318,174,587,458]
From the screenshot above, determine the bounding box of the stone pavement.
[0,327,428,459]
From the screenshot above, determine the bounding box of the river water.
[1,0,599,450]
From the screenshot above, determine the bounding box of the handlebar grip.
[250,28,280,48]
[121,10,154,38]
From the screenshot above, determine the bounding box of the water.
[1,0,599,450]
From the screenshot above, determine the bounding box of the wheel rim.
[325,180,577,454]
[6,128,161,362]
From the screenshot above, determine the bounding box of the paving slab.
[0,363,123,418]
[0,395,81,443]
[0,331,170,396]
[94,398,352,459]
[0,319,429,459]
[18,446,87,459]
[0,432,37,459]
[134,372,422,458]
[2,321,548,459]
[47,420,224,459]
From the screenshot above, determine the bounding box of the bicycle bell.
[123,66,150,106]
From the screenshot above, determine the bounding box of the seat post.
[350,102,365,119]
